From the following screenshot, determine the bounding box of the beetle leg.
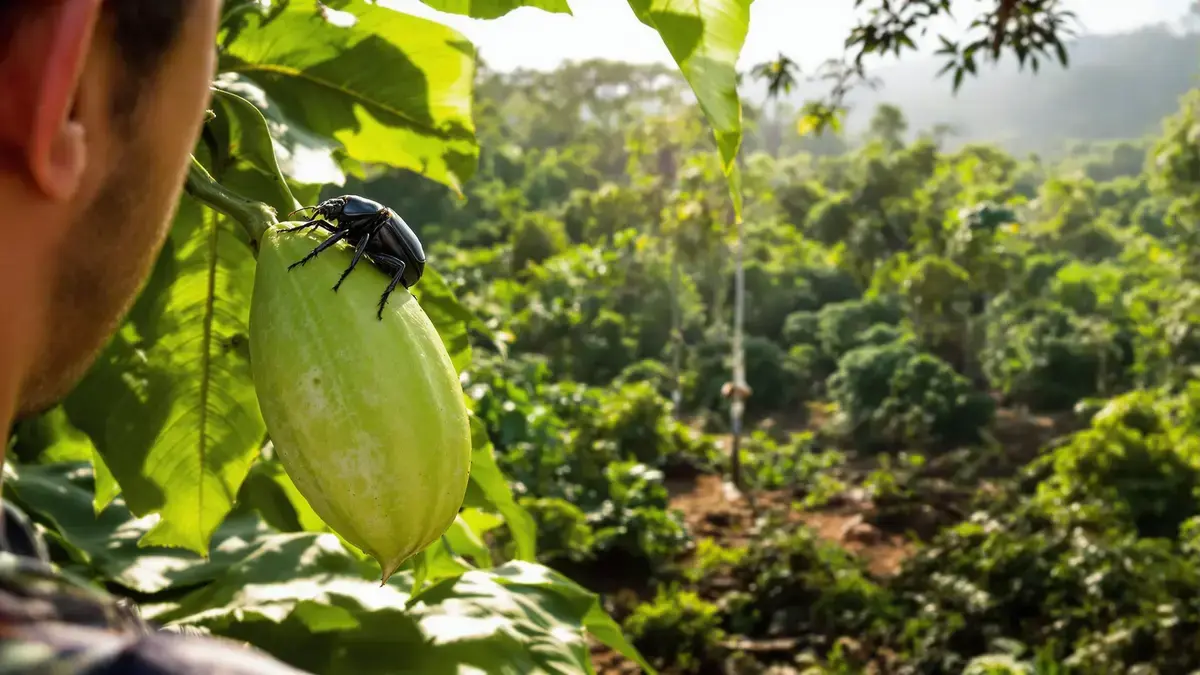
[332,232,372,292]
[281,218,332,234]
[288,227,352,271]
[370,253,408,320]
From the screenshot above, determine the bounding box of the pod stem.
[184,155,277,252]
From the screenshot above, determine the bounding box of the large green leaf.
[3,462,271,595]
[218,0,478,193]
[412,0,572,19]
[62,195,264,555]
[626,0,749,216]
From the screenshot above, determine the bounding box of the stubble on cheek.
[16,142,175,419]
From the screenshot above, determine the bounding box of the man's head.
[0,0,222,420]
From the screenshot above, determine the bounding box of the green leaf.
[90,449,119,515]
[213,73,346,189]
[410,562,656,675]
[464,416,537,561]
[415,0,572,19]
[10,406,95,465]
[410,265,490,373]
[63,195,264,556]
[237,453,331,534]
[152,533,644,675]
[152,531,406,629]
[208,87,298,215]
[626,0,748,217]
[218,0,479,193]
[444,514,493,568]
[3,462,272,595]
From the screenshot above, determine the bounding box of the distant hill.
[766,24,1200,155]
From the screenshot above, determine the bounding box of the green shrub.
[728,524,895,644]
[743,336,806,417]
[592,461,691,567]
[623,585,726,673]
[518,496,596,564]
[882,498,1200,674]
[510,211,569,272]
[1034,391,1200,538]
[983,301,1132,411]
[817,296,904,360]
[613,359,677,400]
[783,310,821,348]
[828,341,993,450]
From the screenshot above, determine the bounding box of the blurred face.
[15,1,223,417]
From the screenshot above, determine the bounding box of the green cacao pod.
[248,224,471,582]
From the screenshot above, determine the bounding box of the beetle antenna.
[287,205,319,218]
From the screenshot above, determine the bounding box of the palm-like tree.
[750,53,800,157]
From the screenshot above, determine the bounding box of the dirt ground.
[587,407,1077,674]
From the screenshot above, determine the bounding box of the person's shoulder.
[0,504,309,674]
[0,619,311,674]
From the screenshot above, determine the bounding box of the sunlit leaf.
[443,514,493,568]
[213,73,346,189]
[410,562,657,675]
[219,0,478,193]
[144,533,644,675]
[626,0,749,217]
[413,0,572,19]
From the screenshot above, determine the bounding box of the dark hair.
[1,1,191,118]
[104,1,193,120]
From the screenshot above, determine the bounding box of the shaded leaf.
[4,462,272,595]
[410,265,489,373]
[237,454,331,534]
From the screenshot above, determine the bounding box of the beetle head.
[286,197,346,223]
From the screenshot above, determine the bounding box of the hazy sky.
[382,0,1194,72]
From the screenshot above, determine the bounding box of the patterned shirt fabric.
[0,500,308,674]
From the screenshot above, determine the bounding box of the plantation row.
[356,60,1200,673]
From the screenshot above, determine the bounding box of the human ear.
[9,0,104,202]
